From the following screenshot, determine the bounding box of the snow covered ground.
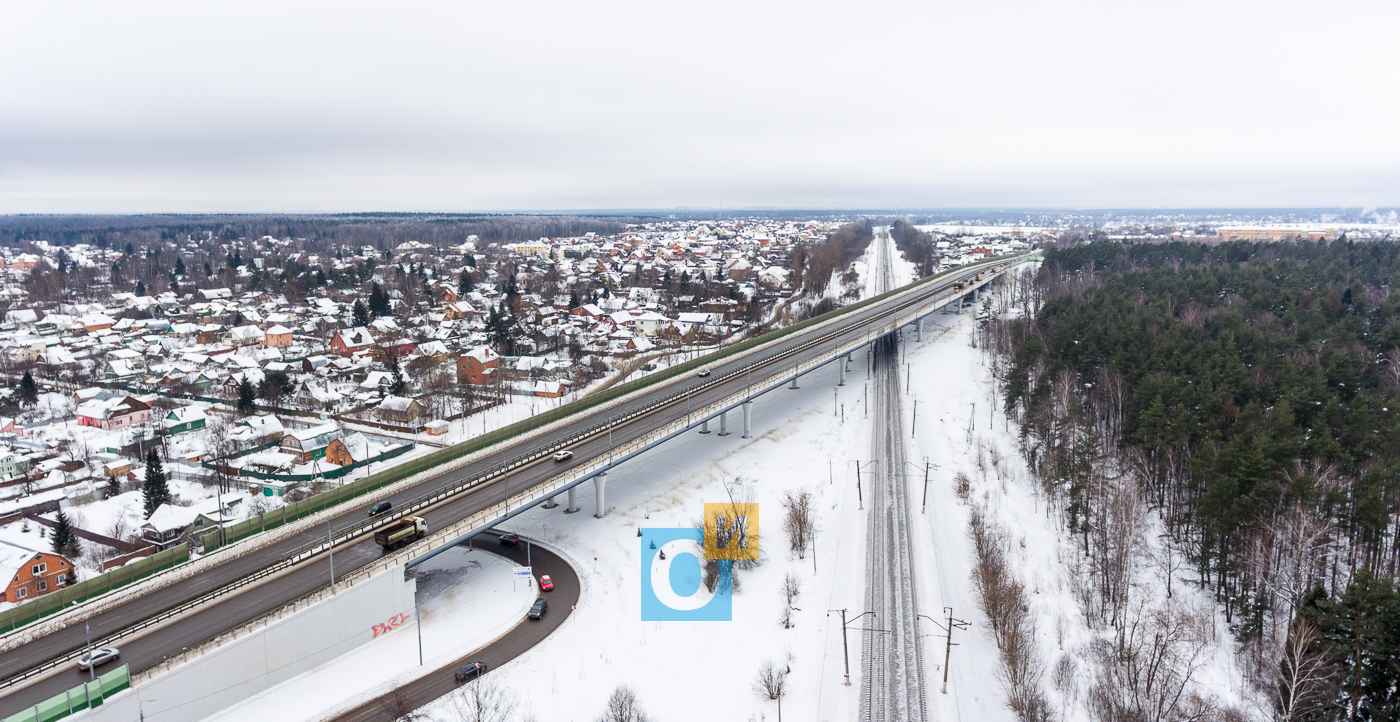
[204,547,533,722]
[396,301,1250,722]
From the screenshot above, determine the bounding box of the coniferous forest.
[994,240,1400,721]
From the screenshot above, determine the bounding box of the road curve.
[330,530,580,722]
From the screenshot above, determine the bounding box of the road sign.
[512,566,532,578]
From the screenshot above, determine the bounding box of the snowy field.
[205,547,533,722]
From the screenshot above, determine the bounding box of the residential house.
[330,327,376,357]
[75,396,152,431]
[227,325,265,347]
[0,543,75,603]
[375,396,428,425]
[164,406,208,435]
[456,346,500,385]
[261,324,294,349]
[280,423,343,462]
[324,432,376,466]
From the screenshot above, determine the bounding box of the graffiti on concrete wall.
[372,612,411,638]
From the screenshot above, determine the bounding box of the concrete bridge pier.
[741,400,753,439]
[565,485,580,513]
[789,371,799,390]
[916,318,922,342]
[542,494,559,509]
[718,410,730,436]
[839,359,846,386]
[699,418,711,434]
[593,473,608,518]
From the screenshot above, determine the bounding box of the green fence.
[202,259,1009,553]
[2,664,130,722]
[219,443,414,483]
[0,546,189,635]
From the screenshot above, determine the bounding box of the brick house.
[330,327,376,357]
[456,347,499,385]
[0,544,74,604]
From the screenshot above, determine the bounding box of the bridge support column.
[593,473,608,518]
[916,318,922,342]
[718,411,730,436]
[699,418,711,434]
[741,400,752,439]
[789,372,799,390]
[542,494,559,509]
[839,359,846,386]
[565,486,580,513]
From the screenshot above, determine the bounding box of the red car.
[539,575,554,592]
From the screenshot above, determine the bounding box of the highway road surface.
[0,259,1005,716]
[328,531,579,722]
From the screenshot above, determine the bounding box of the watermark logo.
[640,503,758,621]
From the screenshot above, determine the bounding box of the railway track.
[860,229,929,722]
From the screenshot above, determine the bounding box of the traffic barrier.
[0,547,188,635]
[1,664,129,722]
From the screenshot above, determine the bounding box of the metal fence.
[0,546,189,635]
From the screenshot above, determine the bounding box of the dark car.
[528,598,548,619]
[499,533,519,547]
[455,662,487,682]
[368,501,392,517]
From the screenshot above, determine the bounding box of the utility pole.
[827,609,879,686]
[921,460,930,514]
[912,397,918,437]
[920,608,969,694]
[84,619,95,681]
[328,519,336,594]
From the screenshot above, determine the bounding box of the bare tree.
[780,489,814,559]
[1266,618,1333,722]
[1087,601,1215,722]
[448,678,516,722]
[753,660,789,722]
[596,685,650,722]
[781,573,801,629]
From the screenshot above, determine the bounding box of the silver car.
[77,647,119,671]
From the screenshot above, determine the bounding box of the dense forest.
[792,219,873,297]
[994,240,1400,720]
[890,219,938,277]
[0,213,632,251]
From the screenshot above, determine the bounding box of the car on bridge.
[76,647,119,671]
[528,598,548,620]
[696,369,711,377]
[367,500,392,516]
[552,450,573,462]
[454,661,487,682]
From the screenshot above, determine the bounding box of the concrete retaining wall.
[75,567,414,722]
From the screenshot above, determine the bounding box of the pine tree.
[387,355,407,395]
[18,370,38,408]
[457,269,474,297]
[368,282,391,316]
[352,299,370,327]
[51,509,80,557]
[105,475,121,499]
[568,290,580,310]
[174,257,185,277]
[142,450,169,516]
[237,377,257,414]
[134,280,145,297]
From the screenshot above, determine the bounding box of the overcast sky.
[2,1,1397,213]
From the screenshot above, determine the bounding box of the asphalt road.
[0,261,999,716]
[330,530,580,722]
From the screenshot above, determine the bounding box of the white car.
[77,647,120,671]
[696,369,711,378]
[552,450,574,462]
